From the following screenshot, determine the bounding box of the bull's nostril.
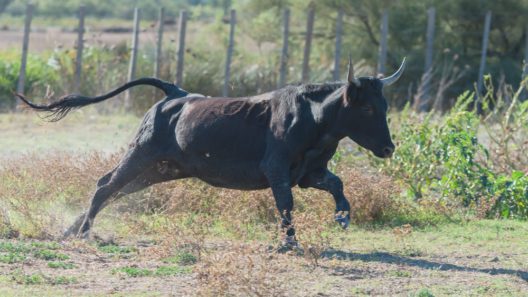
[383,147,394,157]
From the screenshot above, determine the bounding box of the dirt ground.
[1,115,527,296]
[1,220,527,297]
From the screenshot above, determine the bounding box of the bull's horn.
[381,57,406,86]
[347,55,361,87]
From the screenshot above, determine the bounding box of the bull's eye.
[361,105,374,115]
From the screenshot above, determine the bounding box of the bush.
[372,84,528,219]
[0,51,61,110]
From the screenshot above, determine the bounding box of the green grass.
[97,244,137,255]
[47,261,75,269]
[0,252,26,264]
[154,266,192,276]
[33,249,69,261]
[48,276,77,285]
[112,266,153,278]
[411,288,435,297]
[0,241,69,264]
[112,265,191,278]
[162,251,197,266]
[11,270,77,286]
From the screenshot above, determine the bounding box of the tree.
[0,0,13,15]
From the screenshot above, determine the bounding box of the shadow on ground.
[321,249,528,282]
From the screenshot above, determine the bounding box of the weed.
[387,270,412,277]
[112,266,153,278]
[111,265,191,278]
[98,244,136,255]
[30,242,60,250]
[0,241,31,253]
[411,288,435,297]
[162,251,197,266]
[0,252,26,264]
[0,241,30,264]
[49,276,77,285]
[33,249,69,261]
[154,265,192,276]
[47,261,76,269]
[11,269,77,286]
[11,270,44,285]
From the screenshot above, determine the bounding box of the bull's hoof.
[335,211,350,229]
[275,235,301,254]
[63,224,91,240]
[63,225,80,239]
[62,213,87,239]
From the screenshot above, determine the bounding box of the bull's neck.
[303,82,347,140]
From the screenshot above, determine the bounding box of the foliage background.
[1,0,527,111]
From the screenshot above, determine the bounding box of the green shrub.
[0,51,61,110]
[372,87,528,219]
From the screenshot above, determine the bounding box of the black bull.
[17,59,406,241]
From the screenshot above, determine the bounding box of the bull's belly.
[183,160,270,190]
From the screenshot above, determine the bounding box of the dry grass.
[194,243,298,297]
[0,152,121,238]
[0,148,406,242]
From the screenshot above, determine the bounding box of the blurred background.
[1,0,527,114]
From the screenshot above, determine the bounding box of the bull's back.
[174,98,271,189]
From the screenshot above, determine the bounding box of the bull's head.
[339,57,406,158]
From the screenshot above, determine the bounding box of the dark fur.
[18,77,396,239]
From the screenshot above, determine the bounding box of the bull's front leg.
[298,168,351,229]
[261,162,297,246]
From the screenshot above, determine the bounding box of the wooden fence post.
[125,7,140,111]
[521,25,528,99]
[417,7,436,112]
[154,7,164,79]
[176,10,188,85]
[377,10,388,75]
[523,25,528,81]
[278,8,290,88]
[477,11,492,96]
[15,3,34,111]
[333,9,344,81]
[302,5,315,83]
[223,9,236,97]
[74,5,85,93]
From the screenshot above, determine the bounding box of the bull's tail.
[16,77,189,121]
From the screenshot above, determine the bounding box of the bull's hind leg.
[64,161,185,238]
[70,146,171,238]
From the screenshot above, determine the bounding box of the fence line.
[377,10,388,75]
[223,9,236,97]
[11,5,527,112]
[421,7,436,109]
[333,9,344,81]
[523,25,528,79]
[154,7,164,79]
[125,7,140,111]
[476,11,492,102]
[301,5,315,83]
[278,8,290,88]
[15,3,33,110]
[176,10,188,85]
[74,5,85,93]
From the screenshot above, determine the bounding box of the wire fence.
[7,3,528,111]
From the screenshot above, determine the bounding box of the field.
[0,111,527,296]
